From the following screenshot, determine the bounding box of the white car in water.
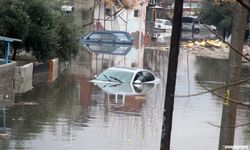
[91,67,160,84]
[154,19,172,31]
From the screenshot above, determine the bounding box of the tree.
[56,13,79,62]
[24,0,59,62]
[199,0,234,38]
[0,0,80,62]
[0,0,29,60]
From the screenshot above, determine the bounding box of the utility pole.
[160,0,183,150]
[218,3,248,150]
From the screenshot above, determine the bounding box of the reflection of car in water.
[91,67,160,84]
[81,30,133,45]
[82,43,132,56]
[94,82,155,95]
[93,80,157,115]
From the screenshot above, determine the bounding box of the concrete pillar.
[48,58,59,82]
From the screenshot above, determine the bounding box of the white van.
[182,16,200,34]
[154,19,172,31]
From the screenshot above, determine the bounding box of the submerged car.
[94,82,155,95]
[91,67,160,84]
[81,30,133,45]
[83,43,132,55]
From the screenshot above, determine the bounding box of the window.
[134,10,140,17]
[113,33,130,42]
[105,8,112,16]
[134,71,155,82]
[88,33,101,40]
[101,33,115,42]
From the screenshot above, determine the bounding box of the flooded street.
[1,45,250,150]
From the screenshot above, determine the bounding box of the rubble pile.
[180,39,250,60]
[182,39,228,49]
[181,39,231,59]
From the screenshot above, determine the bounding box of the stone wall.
[0,60,16,106]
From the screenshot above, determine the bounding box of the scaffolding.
[91,0,129,31]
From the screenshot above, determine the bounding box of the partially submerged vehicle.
[81,30,133,45]
[91,67,160,84]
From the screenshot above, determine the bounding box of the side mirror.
[134,80,142,84]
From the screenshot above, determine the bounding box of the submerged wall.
[15,63,33,93]
[0,60,16,106]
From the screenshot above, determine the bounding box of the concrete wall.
[15,63,33,93]
[0,60,16,106]
[48,58,59,82]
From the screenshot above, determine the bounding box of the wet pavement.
[0,43,250,150]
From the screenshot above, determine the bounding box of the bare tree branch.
[196,76,250,108]
[175,77,250,97]
[204,24,250,62]
[208,121,250,128]
[237,0,250,10]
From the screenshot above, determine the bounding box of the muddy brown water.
[0,46,249,150]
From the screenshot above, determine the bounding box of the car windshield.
[113,33,130,42]
[96,69,134,83]
[156,20,163,24]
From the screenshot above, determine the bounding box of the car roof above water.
[89,30,130,34]
[107,67,144,73]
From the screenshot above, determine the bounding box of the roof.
[0,36,22,42]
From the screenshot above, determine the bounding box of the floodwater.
[0,44,250,150]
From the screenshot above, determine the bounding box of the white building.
[91,0,149,47]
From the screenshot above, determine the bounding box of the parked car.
[61,1,74,12]
[182,16,201,34]
[91,67,160,84]
[81,30,133,45]
[83,43,132,55]
[154,19,172,31]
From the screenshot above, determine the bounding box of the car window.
[134,71,155,82]
[88,33,101,40]
[182,17,194,23]
[156,20,163,24]
[97,69,134,83]
[101,33,115,42]
[142,71,155,81]
[164,21,172,25]
[113,33,130,42]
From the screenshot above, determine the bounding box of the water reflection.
[194,56,250,148]
[2,44,250,150]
